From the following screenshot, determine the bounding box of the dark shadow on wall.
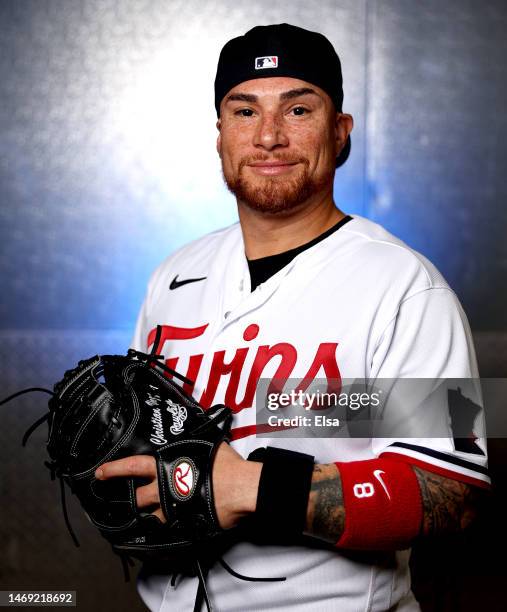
[411,440,507,612]
[411,335,507,612]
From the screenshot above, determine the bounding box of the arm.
[95,442,262,530]
[304,462,484,545]
[95,445,484,547]
[413,465,482,536]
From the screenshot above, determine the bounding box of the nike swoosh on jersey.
[373,469,391,499]
[169,274,207,290]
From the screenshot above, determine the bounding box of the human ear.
[335,113,353,155]
[216,119,222,156]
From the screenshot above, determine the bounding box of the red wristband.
[335,458,422,550]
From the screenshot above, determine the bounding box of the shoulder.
[145,223,241,295]
[339,215,450,296]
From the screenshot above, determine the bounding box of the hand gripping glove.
[2,328,283,611]
[17,329,232,576]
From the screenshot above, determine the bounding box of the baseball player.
[96,24,489,611]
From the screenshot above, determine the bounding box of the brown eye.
[236,108,254,117]
[291,106,308,116]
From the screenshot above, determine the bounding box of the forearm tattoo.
[305,463,481,544]
[414,466,480,536]
[304,464,345,543]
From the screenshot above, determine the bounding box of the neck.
[238,189,345,259]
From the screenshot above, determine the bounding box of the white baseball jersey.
[131,215,489,612]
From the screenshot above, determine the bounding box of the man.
[95,24,489,611]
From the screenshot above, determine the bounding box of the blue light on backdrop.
[0,0,365,332]
[1,3,506,611]
[0,0,505,336]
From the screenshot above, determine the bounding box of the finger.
[151,508,166,524]
[95,455,156,480]
[136,482,160,509]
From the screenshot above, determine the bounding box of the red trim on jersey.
[380,452,491,490]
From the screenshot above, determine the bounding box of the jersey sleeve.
[369,287,490,489]
[130,297,149,352]
[129,261,167,352]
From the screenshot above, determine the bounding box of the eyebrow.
[225,87,319,105]
[280,87,318,101]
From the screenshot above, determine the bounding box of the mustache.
[239,153,309,170]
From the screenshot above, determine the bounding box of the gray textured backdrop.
[1,1,506,611]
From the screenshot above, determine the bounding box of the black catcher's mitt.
[21,328,233,574]
[2,327,284,610]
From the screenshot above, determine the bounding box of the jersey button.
[224,311,231,319]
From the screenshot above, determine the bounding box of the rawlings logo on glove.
[3,327,232,573]
[1,326,285,612]
[172,458,197,499]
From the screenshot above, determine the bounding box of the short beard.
[222,155,334,215]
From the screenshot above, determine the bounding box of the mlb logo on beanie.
[214,23,351,167]
[255,56,278,69]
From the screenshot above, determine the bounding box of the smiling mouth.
[247,161,300,176]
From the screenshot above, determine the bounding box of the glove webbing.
[1,345,287,611]
[0,331,195,555]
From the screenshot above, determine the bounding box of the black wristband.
[248,446,315,541]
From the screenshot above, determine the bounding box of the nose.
[253,112,289,151]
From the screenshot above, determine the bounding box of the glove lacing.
[188,557,286,612]
[0,333,195,554]
[0,331,287,612]
[0,387,81,548]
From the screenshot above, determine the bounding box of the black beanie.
[214,23,350,168]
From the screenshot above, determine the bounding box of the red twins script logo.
[147,323,342,413]
[172,458,196,500]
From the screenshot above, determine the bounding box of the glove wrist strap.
[249,446,314,540]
